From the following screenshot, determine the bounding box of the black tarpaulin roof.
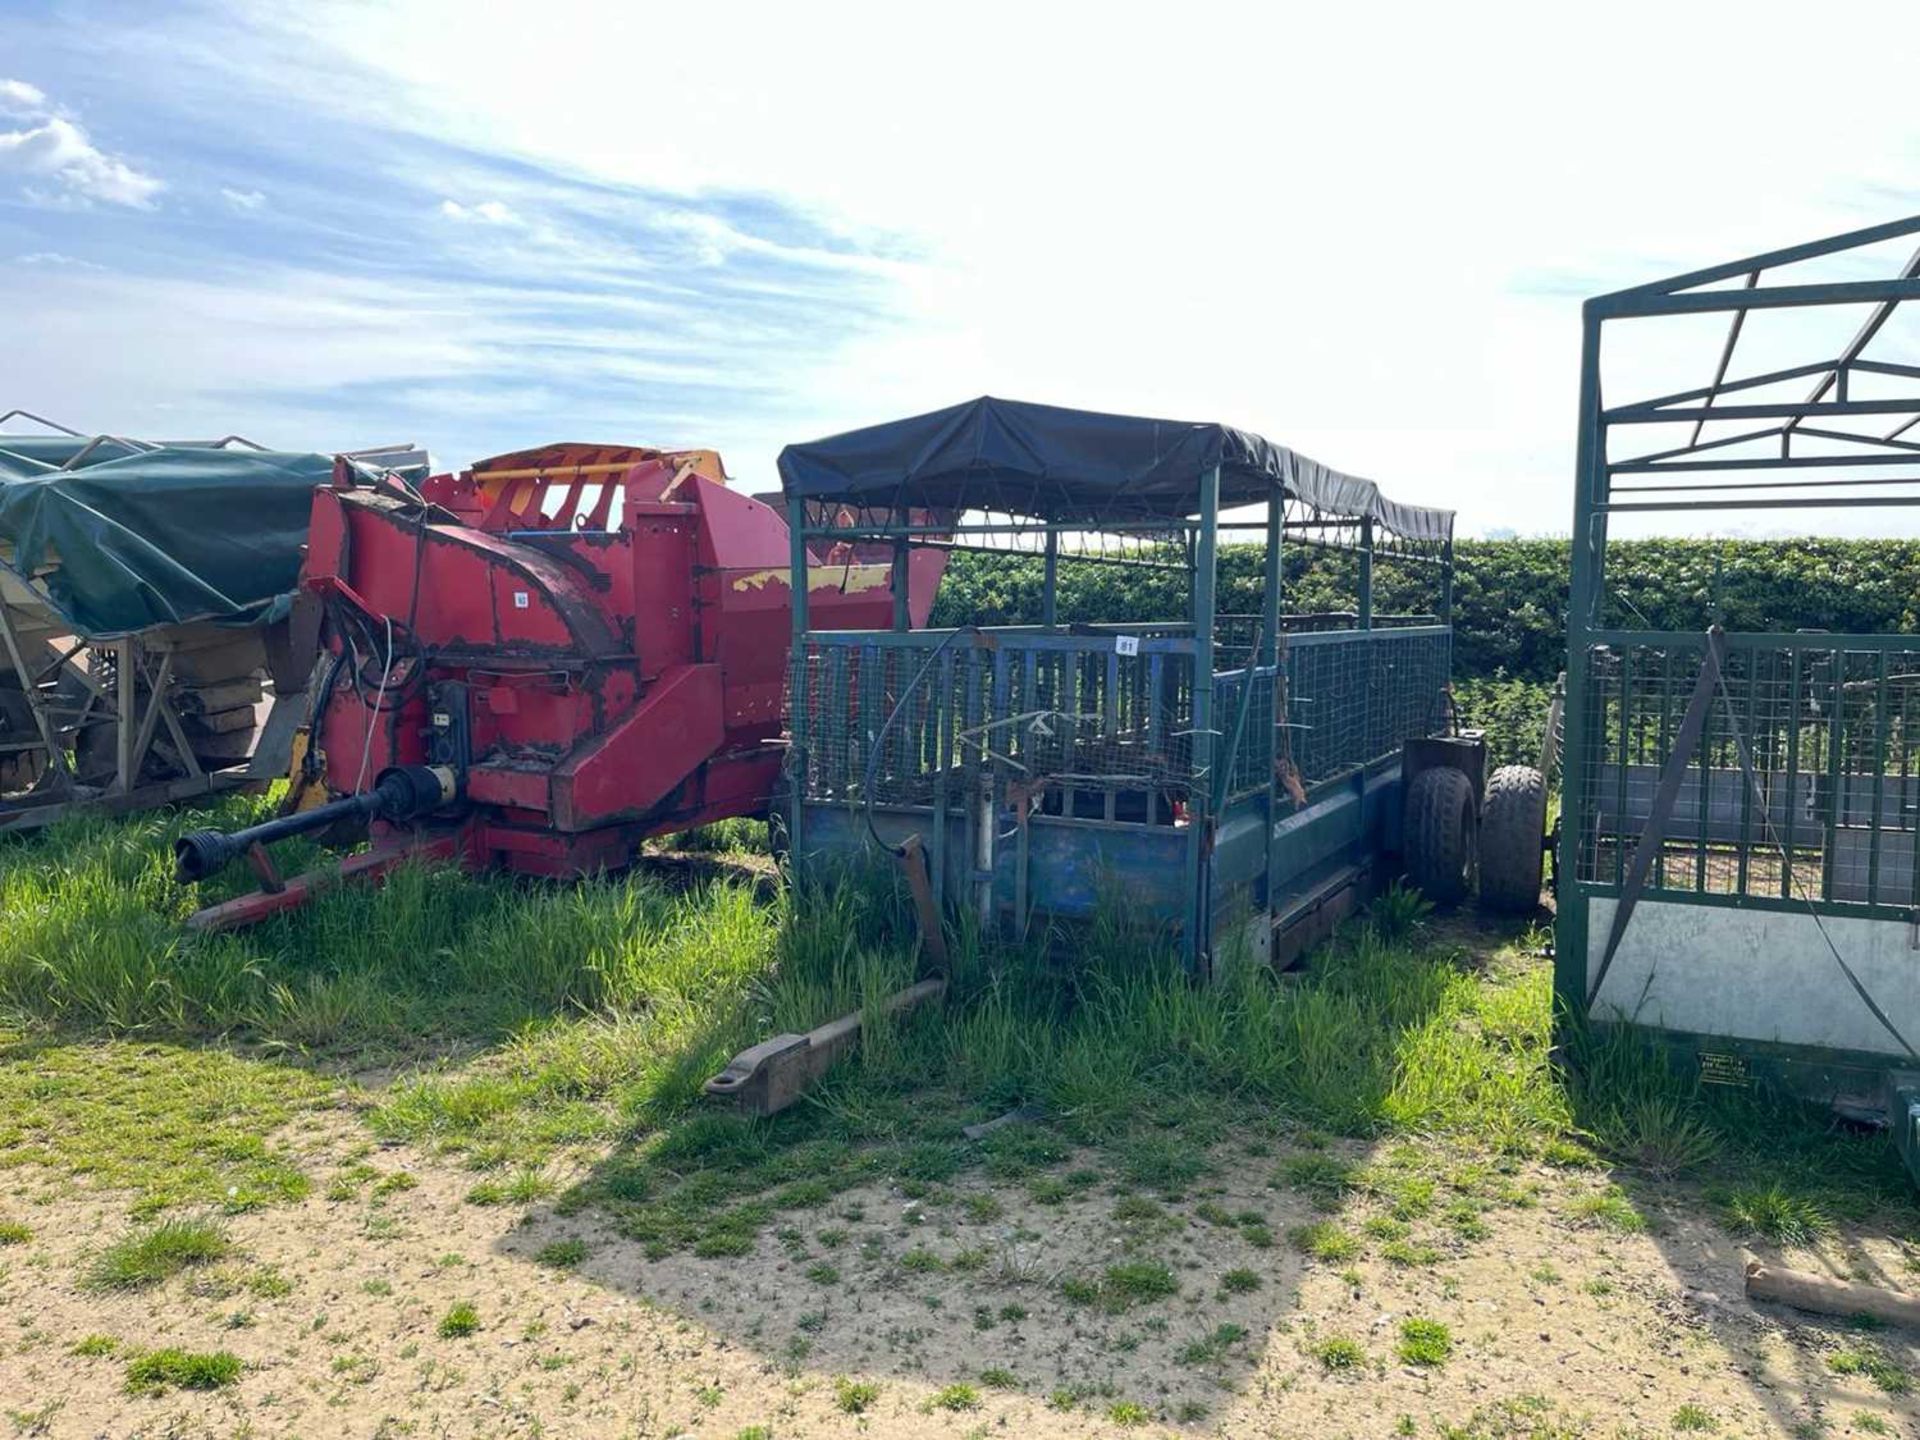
[777,396,1453,541]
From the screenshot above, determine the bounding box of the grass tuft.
[123,1347,241,1395]
[1314,1335,1367,1371]
[1568,1186,1646,1234]
[929,1383,979,1412]
[534,1238,588,1269]
[437,1302,481,1338]
[1713,1183,1832,1246]
[1827,1345,1910,1396]
[1219,1267,1262,1294]
[1397,1316,1454,1366]
[1277,1153,1360,1208]
[1098,1261,1179,1311]
[83,1220,228,1291]
[1289,1221,1361,1262]
[835,1378,881,1413]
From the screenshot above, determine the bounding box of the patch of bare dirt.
[2,1122,1917,1438]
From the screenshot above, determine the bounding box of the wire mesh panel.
[1573,638,1920,912]
[795,624,1450,821]
[1281,628,1450,789]
[1211,664,1276,802]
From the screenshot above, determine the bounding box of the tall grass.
[4,797,1910,1246]
[0,795,772,1053]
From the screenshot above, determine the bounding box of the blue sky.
[3,0,1919,533]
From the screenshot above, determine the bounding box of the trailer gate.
[1560,217,1920,1134]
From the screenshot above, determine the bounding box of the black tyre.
[1479,764,1549,913]
[1404,765,1476,905]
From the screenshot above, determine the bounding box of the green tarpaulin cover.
[0,443,336,637]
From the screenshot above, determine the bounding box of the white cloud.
[221,186,266,210]
[0,110,161,208]
[439,198,517,225]
[18,3,1920,533]
[15,251,103,269]
[0,78,47,116]
[264,0,1920,537]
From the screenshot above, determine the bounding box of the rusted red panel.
[549,662,724,830]
[466,764,551,813]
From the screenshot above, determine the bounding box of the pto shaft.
[174,765,455,882]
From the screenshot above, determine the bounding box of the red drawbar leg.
[185,834,461,933]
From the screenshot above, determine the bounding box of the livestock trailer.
[778,397,1472,974]
[1558,216,1920,1178]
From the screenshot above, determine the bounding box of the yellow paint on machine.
[728,564,892,595]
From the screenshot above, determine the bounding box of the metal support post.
[786,496,811,858]
[1185,465,1220,973]
[1555,306,1607,1037]
[1359,517,1374,629]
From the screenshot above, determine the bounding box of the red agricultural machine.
[174,442,945,928]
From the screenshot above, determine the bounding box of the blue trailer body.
[777,398,1456,971]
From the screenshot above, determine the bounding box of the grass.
[1277,1153,1361,1208]
[1397,1317,1454,1366]
[0,1219,29,1244]
[1672,1404,1717,1432]
[1568,1185,1647,1234]
[1089,1261,1179,1312]
[83,1219,229,1291]
[929,1383,979,1412]
[1713,1182,1833,1246]
[3,794,1914,1309]
[1314,1335,1367,1371]
[1827,1344,1911,1396]
[834,1378,880,1413]
[0,1035,322,1216]
[1289,1220,1361,1262]
[1176,1323,1248,1367]
[437,1302,481,1338]
[123,1347,241,1395]
[534,1238,588,1269]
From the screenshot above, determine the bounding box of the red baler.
[175,442,944,928]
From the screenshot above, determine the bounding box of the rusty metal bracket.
[897,832,949,971]
[245,841,286,895]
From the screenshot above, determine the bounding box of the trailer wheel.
[1480,764,1549,913]
[1405,765,1476,905]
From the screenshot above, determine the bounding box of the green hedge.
[932,538,1920,689]
[929,538,1920,764]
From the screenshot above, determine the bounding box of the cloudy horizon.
[3,0,1919,537]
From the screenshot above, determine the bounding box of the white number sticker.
[1114,635,1140,656]
[513,591,530,609]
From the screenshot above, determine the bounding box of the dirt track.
[4,1109,1916,1439]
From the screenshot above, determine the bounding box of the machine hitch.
[174,764,456,883]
